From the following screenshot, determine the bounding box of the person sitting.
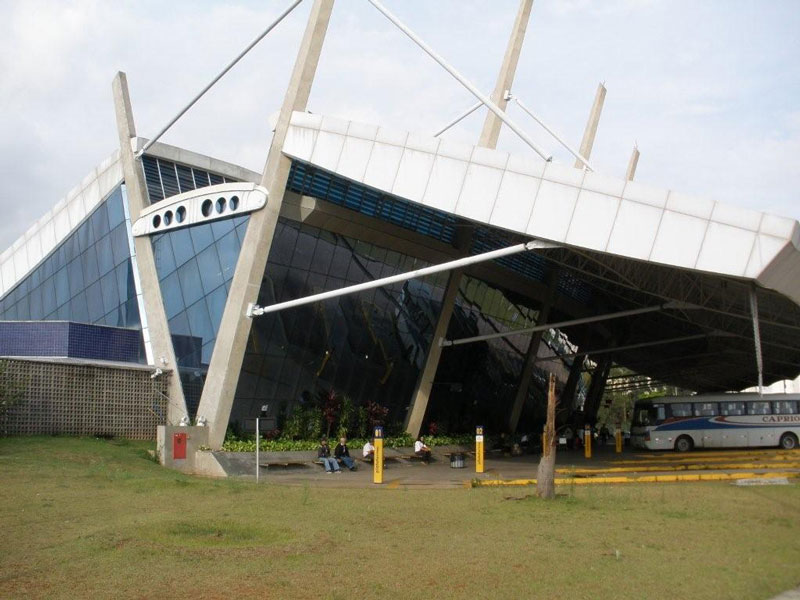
[362,439,375,463]
[414,436,432,463]
[317,438,340,474]
[334,436,357,471]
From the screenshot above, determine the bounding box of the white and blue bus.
[630,393,800,452]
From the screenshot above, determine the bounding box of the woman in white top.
[414,436,431,463]
[362,440,375,462]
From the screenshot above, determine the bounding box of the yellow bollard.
[584,425,592,459]
[475,425,484,473]
[373,426,384,484]
[615,426,623,453]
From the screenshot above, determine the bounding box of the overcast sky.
[1,0,798,251]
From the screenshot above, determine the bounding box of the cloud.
[0,0,798,254]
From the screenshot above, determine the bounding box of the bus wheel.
[779,433,798,450]
[674,436,693,452]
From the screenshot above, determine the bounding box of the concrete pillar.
[626,145,640,181]
[573,83,606,169]
[560,354,585,412]
[478,0,534,148]
[112,72,188,424]
[507,269,559,433]
[584,355,612,424]
[197,0,335,449]
[404,0,534,439]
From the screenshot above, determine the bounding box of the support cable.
[433,101,483,137]
[136,0,304,158]
[366,0,552,162]
[509,94,594,171]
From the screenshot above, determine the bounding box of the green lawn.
[1,437,798,599]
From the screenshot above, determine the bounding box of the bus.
[630,393,800,452]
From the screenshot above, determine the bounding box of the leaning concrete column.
[626,144,640,181]
[573,83,606,170]
[507,269,559,433]
[403,0,534,439]
[112,72,188,424]
[197,0,335,449]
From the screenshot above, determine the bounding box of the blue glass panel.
[205,285,228,337]
[152,234,177,277]
[86,281,105,322]
[41,277,57,316]
[90,202,110,242]
[196,245,224,296]
[110,224,130,267]
[168,311,191,338]
[100,270,120,316]
[107,188,125,228]
[29,286,43,319]
[82,247,99,286]
[115,262,135,305]
[76,220,94,254]
[215,229,240,282]
[54,268,69,308]
[67,258,85,297]
[70,292,89,323]
[186,299,214,347]
[160,271,183,319]
[96,234,114,276]
[177,259,203,308]
[210,216,234,240]
[189,223,214,255]
[169,227,195,268]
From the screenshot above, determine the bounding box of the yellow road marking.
[559,462,800,475]
[473,471,800,487]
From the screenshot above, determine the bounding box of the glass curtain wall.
[0,186,143,356]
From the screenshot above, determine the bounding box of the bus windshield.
[633,403,666,426]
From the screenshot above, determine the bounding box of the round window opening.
[152,214,161,228]
[163,210,173,226]
[216,198,226,214]
[176,206,186,223]
[230,196,240,211]
[201,199,213,217]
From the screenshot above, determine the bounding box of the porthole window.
[216,198,226,214]
[164,210,173,226]
[152,215,161,228]
[201,199,213,217]
[230,196,240,211]
[176,206,186,223]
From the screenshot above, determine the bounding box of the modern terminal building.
[2,1,800,458]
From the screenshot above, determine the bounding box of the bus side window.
[693,402,719,417]
[773,401,797,415]
[748,401,771,415]
[656,405,666,422]
[720,402,744,416]
[670,403,692,418]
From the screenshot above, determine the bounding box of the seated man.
[334,436,357,471]
[414,436,432,463]
[317,438,340,474]
[362,439,375,463]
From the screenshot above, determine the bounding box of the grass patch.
[1,436,799,599]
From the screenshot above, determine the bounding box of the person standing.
[317,438,340,474]
[334,436,357,471]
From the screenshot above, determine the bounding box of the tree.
[536,373,557,499]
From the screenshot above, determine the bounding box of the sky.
[1,0,799,251]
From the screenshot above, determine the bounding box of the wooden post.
[536,373,557,499]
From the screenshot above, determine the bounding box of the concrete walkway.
[219,445,800,489]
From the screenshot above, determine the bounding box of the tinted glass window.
[720,401,745,416]
[670,403,692,418]
[748,402,772,415]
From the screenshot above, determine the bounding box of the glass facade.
[0,186,143,359]
[229,218,548,433]
[151,214,249,415]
